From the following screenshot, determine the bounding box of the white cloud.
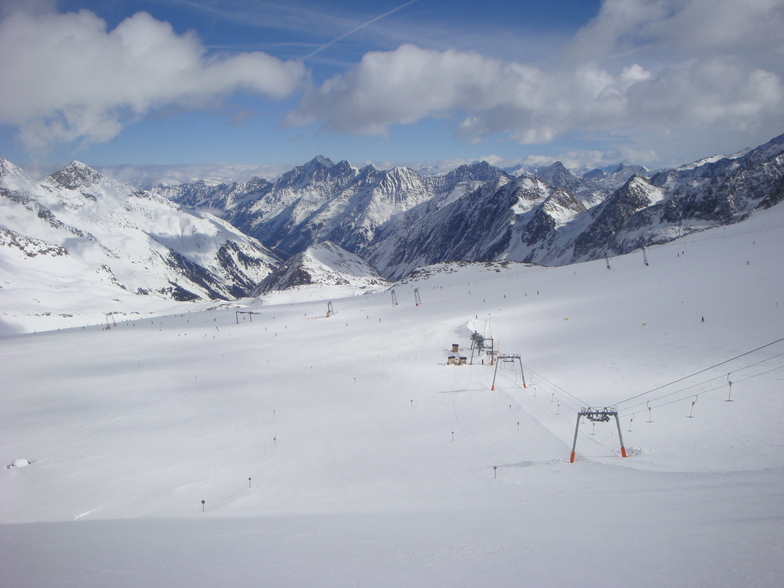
[292,43,782,142]
[0,8,307,150]
[289,1,784,160]
[566,0,784,62]
[288,44,523,135]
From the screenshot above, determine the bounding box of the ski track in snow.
[1,205,784,587]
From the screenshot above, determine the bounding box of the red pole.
[570,413,581,463]
[615,414,628,458]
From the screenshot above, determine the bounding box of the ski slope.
[1,205,783,587]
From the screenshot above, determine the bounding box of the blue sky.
[1,0,783,177]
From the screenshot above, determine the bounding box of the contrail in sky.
[303,0,419,60]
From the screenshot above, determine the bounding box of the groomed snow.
[1,204,783,587]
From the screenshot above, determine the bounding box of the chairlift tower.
[469,332,494,365]
[569,407,627,463]
[490,354,526,390]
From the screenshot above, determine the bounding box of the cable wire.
[523,364,589,409]
[619,364,784,417]
[612,337,784,407]
[619,351,784,413]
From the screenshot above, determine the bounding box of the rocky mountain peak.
[581,168,605,181]
[447,161,506,183]
[535,161,581,192]
[0,157,37,194]
[615,174,662,208]
[310,155,334,168]
[0,157,27,182]
[50,161,104,190]
[276,155,358,189]
[0,156,20,176]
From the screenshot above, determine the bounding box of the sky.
[0,0,783,177]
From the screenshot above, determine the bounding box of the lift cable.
[618,351,784,413]
[618,364,784,417]
[611,336,784,407]
[522,364,590,409]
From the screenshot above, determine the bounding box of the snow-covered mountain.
[158,134,784,281]
[2,132,782,325]
[0,159,280,308]
[362,174,564,279]
[253,241,388,295]
[367,135,783,274]
[158,157,510,260]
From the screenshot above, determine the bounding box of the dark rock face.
[254,241,387,295]
[573,176,659,259]
[256,260,314,293]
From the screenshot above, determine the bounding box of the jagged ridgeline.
[2,133,783,302]
[156,133,784,281]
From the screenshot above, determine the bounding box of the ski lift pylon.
[490,354,526,390]
[570,407,627,463]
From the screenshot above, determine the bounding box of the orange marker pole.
[615,414,628,458]
[569,413,581,463]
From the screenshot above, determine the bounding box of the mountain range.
[1,133,782,310]
[157,133,784,280]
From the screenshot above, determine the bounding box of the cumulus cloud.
[287,45,519,135]
[0,8,307,149]
[289,1,784,157]
[290,43,781,142]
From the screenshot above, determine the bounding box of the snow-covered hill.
[0,159,280,332]
[1,201,782,586]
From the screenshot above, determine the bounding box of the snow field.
[1,204,784,586]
